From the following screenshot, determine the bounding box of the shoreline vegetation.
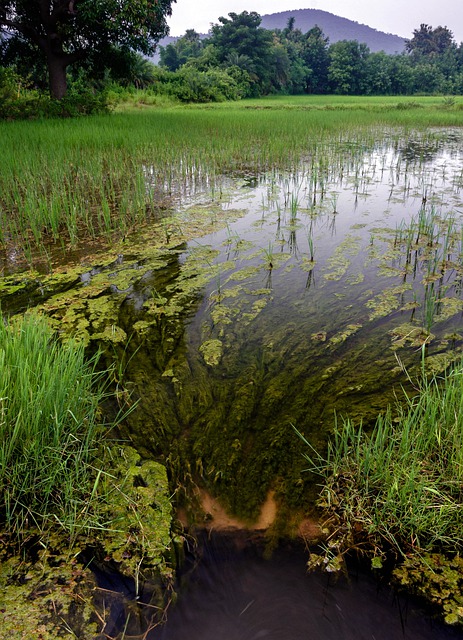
[0,314,174,637]
[1,96,463,634]
[298,351,463,625]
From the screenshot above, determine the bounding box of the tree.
[159,29,203,72]
[405,24,456,58]
[328,40,369,94]
[0,1,175,99]
[209,12,274,95]
[301,26,329,93]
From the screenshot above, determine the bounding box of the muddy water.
[152,532,463,640]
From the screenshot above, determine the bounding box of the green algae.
[0,445,174,638]
[366,284,413,321]
[199,339,223,366]
[0,542,99,639]
[328,324,362,347]
[394,553,463,626]
[323,234,361,282]
[389,323,433,349]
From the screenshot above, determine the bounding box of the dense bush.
[0,70,110,119]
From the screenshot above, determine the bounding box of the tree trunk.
[47,53,68,100]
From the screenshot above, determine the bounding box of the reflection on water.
[153,532,463,640]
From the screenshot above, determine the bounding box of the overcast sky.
[167,0,463,44]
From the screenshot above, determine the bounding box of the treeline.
[155,13,463,101]
[1,10,463,114]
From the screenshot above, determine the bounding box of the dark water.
[151,532,463,640]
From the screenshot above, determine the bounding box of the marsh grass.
[300,354,463,557]
[0,313,109,537]
[1,97,463,268]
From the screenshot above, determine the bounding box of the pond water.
[113,128,463,521]
[139,532,463,640]
[3,128,463,522]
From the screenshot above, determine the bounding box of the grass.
[300,352,463,558]
[0,312,108,537]
[1,95,463,269]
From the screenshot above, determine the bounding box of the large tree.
[209,12,274,94]
[0,0,175,99]
[405,24,456,57]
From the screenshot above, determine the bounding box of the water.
[4,129,463,520]
[152,532,463,640]
[4,128,463,638]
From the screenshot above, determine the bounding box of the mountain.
[153,8,406,62]
[260,9,405,54]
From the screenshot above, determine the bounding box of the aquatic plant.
[300,353,463,559]
[0,313,108,536]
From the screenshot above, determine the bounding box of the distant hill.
[152,8,406,62]
[260,9,405,54]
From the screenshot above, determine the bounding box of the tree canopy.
[0,0,175,98]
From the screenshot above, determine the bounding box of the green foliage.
[302,356,463,557]
[152,66,244,102]
[0,81,110,119]
[0,0,175,98]
[0,313,107,535]
[159,29,204,72]
[209,11,276,95]
[406,24,456,57]
[328,40,370,94]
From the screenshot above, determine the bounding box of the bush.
[151,66,244,103]
[0,69,110,119]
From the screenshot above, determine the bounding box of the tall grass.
[300,354,463,556]
[0,313,107,536]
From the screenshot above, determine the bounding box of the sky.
[166,0,463,44]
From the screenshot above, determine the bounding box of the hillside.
[260,9,405,54]
[153,8,406,62]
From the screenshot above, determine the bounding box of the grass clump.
[301,354,463,559]
[0,312,107,537]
